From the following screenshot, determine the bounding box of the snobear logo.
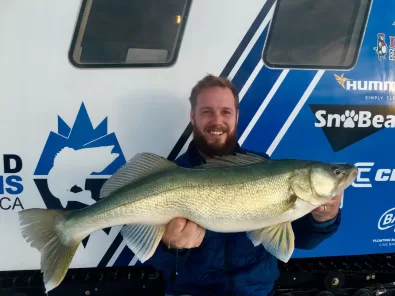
[33,102,126,246]
[309,104,395,152]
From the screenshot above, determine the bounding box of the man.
[145,74,342,296]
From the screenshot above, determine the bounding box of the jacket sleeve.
[292,210,341,250]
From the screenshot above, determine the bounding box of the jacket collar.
[186,139,244,167]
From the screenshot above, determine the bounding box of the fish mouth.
[344,164,358,179]
[348,165,359,184]
[339,164,359,189]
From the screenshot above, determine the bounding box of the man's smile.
[209,130,224,136]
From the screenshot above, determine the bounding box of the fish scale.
[17,151,358,293]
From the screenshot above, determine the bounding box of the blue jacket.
[144,140,341,296]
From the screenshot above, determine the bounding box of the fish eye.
[331,166,342,176]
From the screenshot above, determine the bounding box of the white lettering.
[358,81,368,90]
[352,162,374,188]
[327,114,341,127]
[384,214,394,225]
[369,81,383,90]
[346,80,358,90]
[376,169,391,181]
[373,239,391,243]
[385,115,395,128]
[384,81,395,91]
[353,163,395,188]
[315,111,395,129]
[378,208,395,231]
[373,115,384,128]
[344,79,395,91]
[314,110,327,127]
[358,111,371,127]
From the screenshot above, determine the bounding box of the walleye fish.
[18,152,358,292]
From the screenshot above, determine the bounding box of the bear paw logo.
[341,110,358,128]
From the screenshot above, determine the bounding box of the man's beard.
[193,125,238,158]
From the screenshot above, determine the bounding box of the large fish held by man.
[18,152,358,292]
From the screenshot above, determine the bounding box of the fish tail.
[18,208,80,293]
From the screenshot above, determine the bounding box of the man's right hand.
[162,218,205,249]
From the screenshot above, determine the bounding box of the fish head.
[309,163,358,204]
[290,162,358,206]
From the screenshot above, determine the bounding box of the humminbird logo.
[334,74,395,91]
[309,104,395,152]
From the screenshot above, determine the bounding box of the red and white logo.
[374,33,388,61]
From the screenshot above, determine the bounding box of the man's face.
[190,86,239,157]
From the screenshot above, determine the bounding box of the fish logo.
[47,146,119,208]
[33,102,126,246]
[378,208,395,231]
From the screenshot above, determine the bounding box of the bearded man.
[144,74,342,296]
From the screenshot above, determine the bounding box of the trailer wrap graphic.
[98,0,395,267]
[0,154,24,211]
[33,102,127,247]
[1,0,395,273]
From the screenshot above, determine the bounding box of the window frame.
[68,0,193,69]
[261,0,374,70]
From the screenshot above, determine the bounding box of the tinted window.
[69,0,191,68]
[262,0,373,70]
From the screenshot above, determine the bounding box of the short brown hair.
[189,74,239,110]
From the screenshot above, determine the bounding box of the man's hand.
[162,218,205,249]
[311,191,343,222]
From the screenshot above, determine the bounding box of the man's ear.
[236,109,239,123]
[190,109,195,126]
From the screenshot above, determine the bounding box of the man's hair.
[189,74,239,110]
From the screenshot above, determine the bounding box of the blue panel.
[250,0,395,258]
[107,0,395,267]
[232,27,269,91]
[237,66,282,138]
[241,70,318,152]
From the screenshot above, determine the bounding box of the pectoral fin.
[121,224,166,263]
[247,221,295,263]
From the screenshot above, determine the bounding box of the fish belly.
[63,166,299,239]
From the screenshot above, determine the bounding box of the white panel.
[0,0,267,271]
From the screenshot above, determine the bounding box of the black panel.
[69,0,192,68]
[262,0,373,70]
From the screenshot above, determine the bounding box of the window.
[69,0,192,68]
[262,0,373,70]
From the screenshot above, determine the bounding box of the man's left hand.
[311,192,342,222]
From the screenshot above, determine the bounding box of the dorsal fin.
[99,152,178,198]
[200,152,268,169]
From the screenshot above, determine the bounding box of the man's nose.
[212,113,223,124]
